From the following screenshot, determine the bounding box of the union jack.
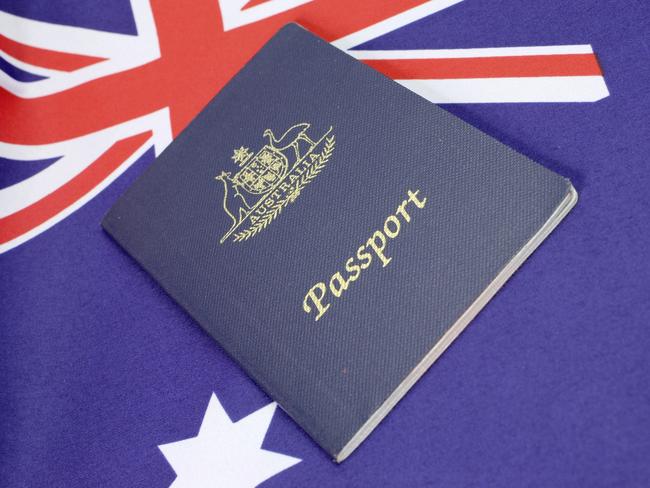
[0,0,608,254]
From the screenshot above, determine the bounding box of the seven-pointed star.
[159,393,300,487]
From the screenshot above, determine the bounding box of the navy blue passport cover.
[102,24,576,461]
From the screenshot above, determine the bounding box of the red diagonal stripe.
[362,53,603,79]
[0,34,105,72]
[243,0,271,9]
[0,132,150,245]
[0,0,428,144]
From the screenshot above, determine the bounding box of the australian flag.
[1,1,648,486]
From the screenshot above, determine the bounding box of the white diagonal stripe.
[349,44,595,60]
[397,76,609,103]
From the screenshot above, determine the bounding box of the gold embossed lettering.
[329,272,350,298]
[345,257,361,282]
[356,245,372,269]
[366,230,392,267]
[384,215,401,239]
[396,199,411,222]
[408,189,427,208]
[302,188,426,321]
[303,283,330,321]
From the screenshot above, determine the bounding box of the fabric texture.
[1,1,649,486]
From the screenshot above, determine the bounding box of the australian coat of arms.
[215,122,335,243]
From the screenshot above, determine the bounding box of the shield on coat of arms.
[233,146,288,195]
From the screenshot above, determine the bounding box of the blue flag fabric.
[1,1,649,486]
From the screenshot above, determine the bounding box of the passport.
[102,24,577,462]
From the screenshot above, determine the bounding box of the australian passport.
[102,24,578,462]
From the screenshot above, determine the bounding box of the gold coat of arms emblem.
[215,122,335,243]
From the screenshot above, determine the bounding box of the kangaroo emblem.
[215,171,251,238]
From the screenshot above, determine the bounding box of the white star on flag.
[159,393,301,487]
